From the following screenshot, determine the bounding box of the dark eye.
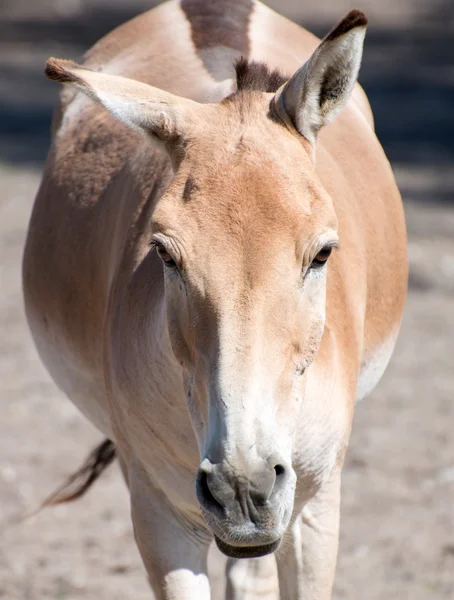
[154,243,177,269]
[310,245,333,269]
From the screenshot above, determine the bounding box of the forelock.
[233,57,289,94]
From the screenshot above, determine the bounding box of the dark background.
[1,1,453,599]
[2,0,454,184]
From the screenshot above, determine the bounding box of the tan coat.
[23,2,407,598]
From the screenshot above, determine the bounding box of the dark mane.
[234,57,289,93]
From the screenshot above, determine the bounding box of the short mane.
[234,57,289,93]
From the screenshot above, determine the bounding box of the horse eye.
[155,243,177,269]
[310,246,333,269]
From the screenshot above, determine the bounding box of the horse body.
[23,1,407,598]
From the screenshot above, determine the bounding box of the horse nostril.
[274,464,286,477]
[272,462,289,494]
[196,468,224,515]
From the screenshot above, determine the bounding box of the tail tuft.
[38,439,116,511]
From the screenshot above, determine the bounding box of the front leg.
[276,468,342,600]
[130,459,212,600]
[225,555,279,600]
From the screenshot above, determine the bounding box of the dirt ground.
[1,1,453,599]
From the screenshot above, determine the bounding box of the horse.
[22,1,407,598]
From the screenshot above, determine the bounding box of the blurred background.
[1,0,453,598]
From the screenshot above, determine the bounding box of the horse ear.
[45,58,199,144]
[273,10,367,145]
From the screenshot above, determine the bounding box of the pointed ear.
[45,58,199,143]
[273,10,367,145]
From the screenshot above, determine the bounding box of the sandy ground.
[1,1,453,598]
